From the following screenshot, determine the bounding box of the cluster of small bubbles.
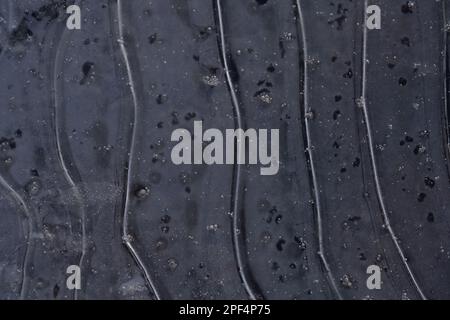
[167,258,178,271]
[305,110,314,120]
[281,32,294,42]
[376,144,386,151]
[294,236,307,250]
[25,179,41,195]
[301,263,309,272]
[356,97,365,108]
[3,157,12,165]
[260,231,272,244]
[206,224,219,231]
[122,234,133,243]
[306,57,320,65]
[135,186,150,199]
[257,91,273,104]
[403,1,415,12]
[340,274,353,288]
[416,145,426,154]
[202,74,220,87]
[161,214,171,224]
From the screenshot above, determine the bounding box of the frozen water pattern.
[0,0,450,300]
